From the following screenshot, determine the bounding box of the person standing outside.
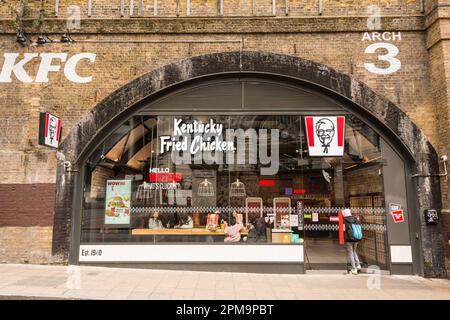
[342,209,362,275]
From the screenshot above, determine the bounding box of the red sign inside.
[149,172,182,182]
[293,189,307,195]
[329,216,339,222]
[259,180,275,187]
[391,210,405,223]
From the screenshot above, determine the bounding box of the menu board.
[104,180,132,225]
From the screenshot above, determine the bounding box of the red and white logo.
[389,203,405,223]
[39,112,62,148]
[305,116,345,156]
[391,210,404,223]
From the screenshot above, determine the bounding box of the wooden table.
[132,228,249,236]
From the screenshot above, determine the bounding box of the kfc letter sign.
[305,116,346,156]
[0,53,96,83]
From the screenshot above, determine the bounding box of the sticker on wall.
[289,214,299,227]
[104,180,132,225]
[390,203,405,223]
[38,112,62,148]
[305,116,346,157]
[424,209,439,225]
[312,212,319,222]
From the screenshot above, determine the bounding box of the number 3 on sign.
[364,43,401,75]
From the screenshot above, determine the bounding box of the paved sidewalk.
[0,264,449,300]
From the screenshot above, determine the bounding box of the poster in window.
[104,180,132,225]
[305,116,346,156]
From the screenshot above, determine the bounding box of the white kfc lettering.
[0,53,38,83]
[36,53,67,83]
[64,53,96,83]
[0,52,96,83]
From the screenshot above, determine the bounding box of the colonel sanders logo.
[305,116,345,157]
[48,117,57,143]
[316,118,335,154]
[40,112,61,148]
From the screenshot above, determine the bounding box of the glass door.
[299,115,388,271]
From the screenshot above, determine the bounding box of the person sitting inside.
[224,211,244,242]
[253,215,267,241]
[148,211,164,229]
[174,212,194,229]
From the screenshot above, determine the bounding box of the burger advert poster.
[104,180,132,225]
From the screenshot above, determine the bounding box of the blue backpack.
[345,220,363,242]
[352,223,363,241]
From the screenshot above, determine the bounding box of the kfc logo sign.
[39,112,62,148]
[390,203,405,223]
[391,210,405,223]
[0,52,96,83]
[305,116,346,156]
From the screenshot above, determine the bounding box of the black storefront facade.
[51,52,448,277]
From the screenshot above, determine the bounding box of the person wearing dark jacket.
[342,209,362,275]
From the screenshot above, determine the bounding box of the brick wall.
[0,183,58,264]
[345,166,383,198]
[426,1,450,275]
[0,226,63,264]
[0,28,437,184]
[0,0,424,19]
[90,166,114,199]
[0,183,55,226]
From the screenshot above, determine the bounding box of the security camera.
[440,155,448,162]
[63,161,72,169]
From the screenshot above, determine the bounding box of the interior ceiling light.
[198,178,214,197]
[230,179,246,197]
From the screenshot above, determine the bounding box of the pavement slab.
[0,264,448,300]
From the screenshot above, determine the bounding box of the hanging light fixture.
[198,178,214,197]
[60,33,71,43]
[16,30,27,44]
[36,34,46,46]
[135,181,152,201]
[230,179,246,197]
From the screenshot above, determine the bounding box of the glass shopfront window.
[81,112,387,258]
